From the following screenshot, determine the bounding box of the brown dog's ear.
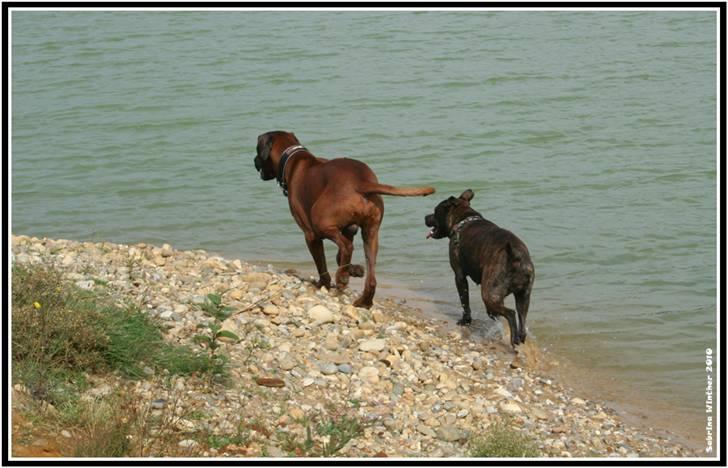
[459,189,474,202]
[257,133,273,161]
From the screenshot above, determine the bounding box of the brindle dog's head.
[253,130,299,180]
[425,189,475,239]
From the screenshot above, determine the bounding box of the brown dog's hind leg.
[305,235,331,289]
[336,224,364,283]
[323,228,355,289]
[353,224,379,308]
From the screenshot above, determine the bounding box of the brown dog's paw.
[347,264,365,277]
[352,296,373,309]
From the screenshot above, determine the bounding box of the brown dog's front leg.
[305,236,331,289]
[454,273,472,326]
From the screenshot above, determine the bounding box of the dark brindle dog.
[425,189,535,348]
[254,130,435,308]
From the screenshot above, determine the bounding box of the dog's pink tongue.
[426,228,434,239]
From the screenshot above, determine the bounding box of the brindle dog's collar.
[450,215,483,238]
[450,215,483,253]
[277,145,307,197]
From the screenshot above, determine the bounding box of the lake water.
[11,10,718,446]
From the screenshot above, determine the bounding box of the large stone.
[308,305,335,324]
[324,335,339,351]
[278,354,297,371]
[499,402,522,414]
[160,243,174,257]
[437,425,465,442]
[359,338,386,352]
[358,366,380,383]
[318,362,338,375]
[178,439,198,448]
[243,272,271,289]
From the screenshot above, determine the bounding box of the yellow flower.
[33,302,42,310]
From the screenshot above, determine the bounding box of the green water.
[11,10,717,444]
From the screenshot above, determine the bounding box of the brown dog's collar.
[277,145,307,196]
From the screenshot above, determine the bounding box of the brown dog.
[425,189,534,348]
[254,130,435,308]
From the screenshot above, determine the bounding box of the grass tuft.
[468,420,540,458]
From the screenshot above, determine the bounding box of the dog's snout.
[254,157,261,171]
[425,214,434,227]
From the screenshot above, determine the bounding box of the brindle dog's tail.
[360,183,435,197]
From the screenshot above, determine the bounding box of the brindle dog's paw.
[457,317,472,326]
[347,264,365,278]
[315,276,332,289]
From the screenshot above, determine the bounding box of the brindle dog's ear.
[459,189,474,202]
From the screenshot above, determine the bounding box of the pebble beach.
[10,234,700,458]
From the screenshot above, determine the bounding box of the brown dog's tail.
[360,183,435,197]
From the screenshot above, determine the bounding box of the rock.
[289,407,305,420]
[342,305,360,322]
[456,409,469,418]
[493,387,513,400]
[337,363,353,374]
[551,425,569,434]
[178,439,198,448]
[499,402,522,414]
[308,305,335,324]
[278,355,297,371]
[319,362,338,375]
[262,304,279,316]
[437,373,458,390]
[159,310,175,320]
[324,335,339,351]
[359,338,386,352]
[509,377,524,391]
[228,289,245,301]
[60,430,72,438]
[358,366,380,383]
[75,280,94,290]
[151,399,166,409]
[417,424,437,438]
[302,378,314,387]
[371,309,386,323]
[437,425,464,442]
[531,407,549,420]
[570,397,586,406]
[160,244,174,257]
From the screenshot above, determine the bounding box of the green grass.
[12,264,216,381]
[276,413,364,457]
[468,421,540,458]
[11,263,227,457]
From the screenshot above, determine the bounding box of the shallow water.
[11,10,717,446]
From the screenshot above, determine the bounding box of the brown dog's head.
[253,130,299,180]
[425,189,475,239]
